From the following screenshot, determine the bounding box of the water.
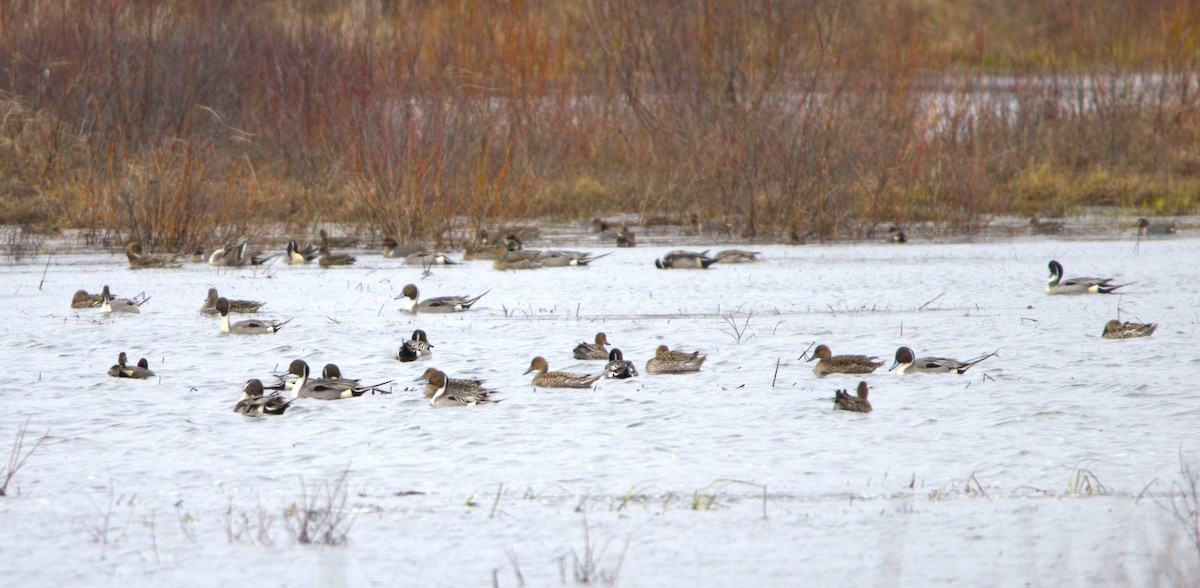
[1,234,1198,586]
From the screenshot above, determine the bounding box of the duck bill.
[522,367,534,375]
[888,360,899,371]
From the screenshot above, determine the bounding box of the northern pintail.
[573,332,610,360]
[416,366,489,398]
[492,244,545,270]
[405,251,458,266]
[107,352,155,379]
[318,246,356,267]
[420,369,498,407]
[645,344,707,374]
[125,241,181,269]
[712,249,762,264]
[396,329,434,362]
[888,226,907,243]
[284,239,319,264]
[1029,217,1065,235]
[208,240,279,267]
[188,247,207,263]
[396,283,488,313]
[216,298,290,334]
[540,250,610,267]
[1102,319,1157,339]
[655,250,716,269]
[200,288,266,314]
[615,226,637,248]
[101,285,146,313]
[1046,260,1130,295]
[1136,218,1177,236]
[283,359,388,400]
[808,344,883,376]
[889,347,996,375]
[267,359,357,392]
[72,288,119,309]
[592,218,618,240]
[524,356,601,388]
[319,228,359,249]
[834,381,872,413]
[233,379,291,415]
[382,237,421,259]
[604,348,639,379]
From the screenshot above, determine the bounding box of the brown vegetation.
[1,0,1198,247]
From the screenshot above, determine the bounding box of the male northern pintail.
[107,352,155,379]
[268,359,358,392]
[1102,319,1157,339]
[712,249,762,264]
[72,288,119,309]
[405,251,458,266]
[615,226,636,247]
[200,288,266,314]
[382,236,421,259]
[125,242,181,269]
[834,381,872,413]
[888,225,907,243]
[808,344,883,376]
[101,285,146,314]
[283,359,389,400]
[645,344,707,374]
[419,369,498,407]
[396,283,488,313]
[655,250,716,269]
[889,347,997,375]
[1046,260,1130,295]
[208,240,279,267]
[233,379,291,415]
[524,356,601,388]
[1029,217,1065,235]
[539,250,610,267]
[216,298,291,334]
[604,349,639,379]
[492,245,545,270]
[396,329,434,362]
[284,239,319,264]
[416,366,490,398]
[573,332,610,360]
[318,246,356,267]
[1136,217,1177,236]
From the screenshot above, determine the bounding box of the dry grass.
[0,1,1198,245]
[0,418,49,497]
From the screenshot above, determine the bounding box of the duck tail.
[1099,281,1135,294]
[959,350,999,373]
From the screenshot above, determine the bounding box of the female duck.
[889,347,996,375]
[645,345,706,374]
[216,298,291,334]
[72,288,117,309]
[605,349,639,379]
[1102,319,1157,339]
[808,344,883,376]
[573,332,610,360]
[396,329,434,362]
[834,382,872,413]
[1046,260,1129,295]
[524,356,600,389]
[125,241,180,269]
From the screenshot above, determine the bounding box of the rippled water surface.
[2,234,1199,586]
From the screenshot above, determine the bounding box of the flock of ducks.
[89,218,1171,415]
